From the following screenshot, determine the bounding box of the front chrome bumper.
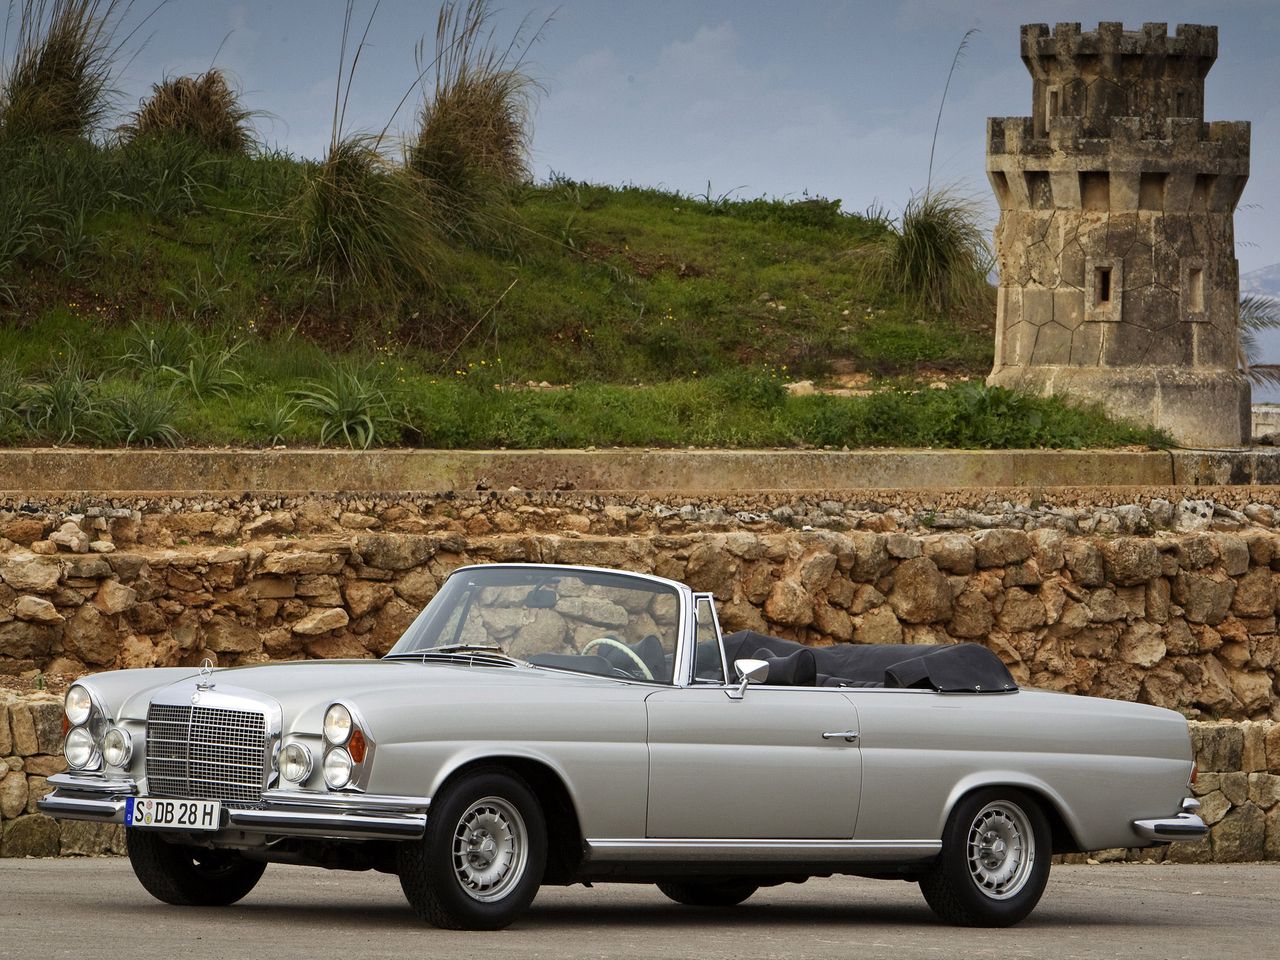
[38,774,429,842]
[1131,797,1209,843]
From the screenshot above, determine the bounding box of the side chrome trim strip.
[261,789,430,813]
[227,808,426,840]
[585,838,942,863]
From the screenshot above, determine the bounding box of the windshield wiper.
[431,643,507,655]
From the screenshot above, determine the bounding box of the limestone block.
[1211,803,1266,862]
[1100,538,1162,585]
[59,820,125,856]
[8,704,37,756]
[262,551,344,576]
[353,534,437,571]
[14,596,62,624]
[812,603,853,642]
[1064,541,1104,586]
[393,568,437,606]
[764,579,813,628]
[0,770,28,819]
[0,555,62,593]
[1249,773,1280,810]
[1174,572,1235,625]
[28,701,63,755]
[1193,723,1244,773]
[924,535,976,575]
[854,605,902,645]
[94,580,137,615]
[888,557,953,624]
[291,608,350,636]
[1,813,59,857]
[972,530,1033,569]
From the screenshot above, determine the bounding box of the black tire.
[398,769,547,930]
[126,830,266,906]
[919,788,1051,927]
[657,879,759,907]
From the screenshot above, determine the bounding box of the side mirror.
[729,658,769,700]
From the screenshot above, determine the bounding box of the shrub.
[406,0,539,243]
[120,69,255,153]
[102,383,181,446]
[0,0,127,143]
[856,188,993,319]
[290,135,442,294]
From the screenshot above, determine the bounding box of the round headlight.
[323,704,353,745]
[65,685,93,726]
[65,726,98,770]
[279,743,314,784]
[102,727,132,768]
[323,747,353,789]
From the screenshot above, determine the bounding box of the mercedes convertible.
[40,563,1206,928]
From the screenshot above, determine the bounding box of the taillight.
[1190,763,1198,786]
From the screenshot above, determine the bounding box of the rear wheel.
[126,830,266,906]
[657,879,759,907]
[398,769,547,930]
[919,788,1050,927]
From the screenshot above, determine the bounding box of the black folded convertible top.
[721,631,1018,693]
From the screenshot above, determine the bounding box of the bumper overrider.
[38,773,429,842]
[1131,797,1209,843]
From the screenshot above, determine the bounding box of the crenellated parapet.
[986,23,1251,448]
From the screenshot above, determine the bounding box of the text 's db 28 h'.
[41,563,1206,928]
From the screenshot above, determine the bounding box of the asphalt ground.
[2,859,1277,960]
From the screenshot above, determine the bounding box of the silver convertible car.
[41,563,1206,929]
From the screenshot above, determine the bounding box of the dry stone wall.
[2,491,1280,860]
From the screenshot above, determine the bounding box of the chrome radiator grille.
[146,703,268,806]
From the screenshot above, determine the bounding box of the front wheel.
[398,769,547,930]
[126,830,266,906]
[919,788,1051,927]
[657,879,758,907]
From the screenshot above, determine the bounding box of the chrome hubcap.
[452,797,527,902]
[966,801,1035,900]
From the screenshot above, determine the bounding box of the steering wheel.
[581,637,654,680]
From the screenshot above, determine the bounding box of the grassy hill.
[0,139,1168,450]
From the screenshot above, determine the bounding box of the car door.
[643,596,862,839]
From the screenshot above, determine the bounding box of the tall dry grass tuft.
[856,189,993,320]
[0,0,130,143]
[406,0,540,240]
[293,134,443,294]
[120,69,255,153]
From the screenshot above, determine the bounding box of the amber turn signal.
[348,727,367,764]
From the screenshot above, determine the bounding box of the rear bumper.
[37,774,428,842]
[1131,797,1209,844]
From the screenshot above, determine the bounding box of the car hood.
[105,657,622,728]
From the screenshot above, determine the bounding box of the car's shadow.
[174,893,1192,933]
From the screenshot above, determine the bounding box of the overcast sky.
[107,0,1280,277]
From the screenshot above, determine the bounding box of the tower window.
[1095,267,1112,306]
[1048,89,1060,119]
[1188,267,1204,312]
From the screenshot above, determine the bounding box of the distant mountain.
[1242,263,1280,300]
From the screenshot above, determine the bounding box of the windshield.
[387,567,682,683]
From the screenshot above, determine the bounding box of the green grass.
[0,136,1172,450]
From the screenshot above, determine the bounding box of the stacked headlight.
[322,703,369,790]
[63,685,102,771]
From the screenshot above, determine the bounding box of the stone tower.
[985,22,1251,447]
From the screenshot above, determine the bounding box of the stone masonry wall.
[2,491,1280,859]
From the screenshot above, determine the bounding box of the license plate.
[126,797,222,831]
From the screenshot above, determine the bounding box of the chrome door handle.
[821,731,860,743]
